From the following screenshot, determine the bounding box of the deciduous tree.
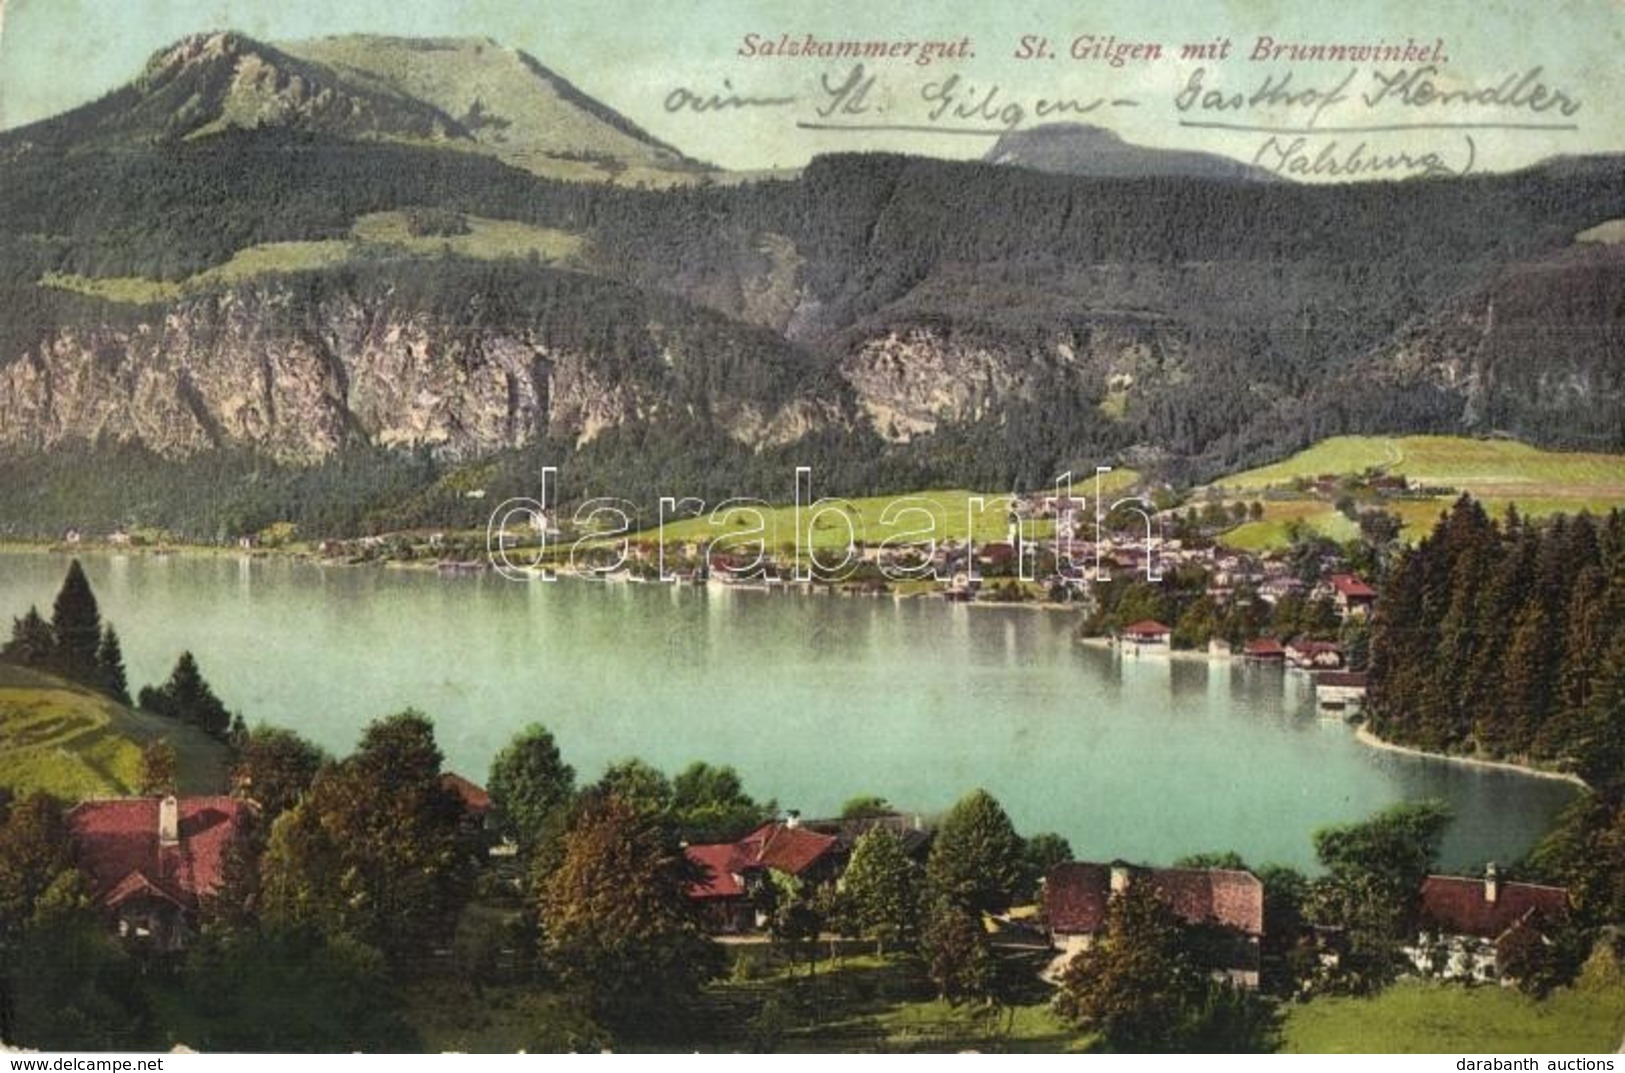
[839,828,919,954]
[925,788,1024,914]
[670,761,773,843]
[137,740,177,796]
[487,723,576,858]
[232,725,328,821]
[538,792,720,1031]
[260,710,470,966]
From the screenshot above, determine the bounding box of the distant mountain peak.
[4,30,706,183]
[985,122,1277,182]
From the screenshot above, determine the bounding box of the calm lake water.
[0,551,1580,871]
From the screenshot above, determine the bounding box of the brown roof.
[69,797,255,914]
[1045,862,1264,937]
[1328,574,1377,598]
[1418,875,1568,940]
[738,822,838,876]
[1245,638,1285,657]
[1123,620,1172,638]
[685,843,747,899]
[440,772,491,814]
[683,821,838,902]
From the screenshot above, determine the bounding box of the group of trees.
[1366,499,1625,781]
[1,560,129,703]
[1,560,240,741]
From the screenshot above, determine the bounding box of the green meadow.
[623,473,1141,553]
[0,664,229,799]
[1280,973,1625,1054]
[41,211,584,305]
[1210,436,1625,551]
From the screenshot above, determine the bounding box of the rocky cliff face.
[0,282,831,461]
[838,320,1184,442]
[1348,242,1625,443]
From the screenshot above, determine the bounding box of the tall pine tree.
[96,626,131,706]
[49,560,100,685]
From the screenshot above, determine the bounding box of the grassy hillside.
[1209,436,1625,550]
[623,474,1140,552]
[0,664,230,800]
[1281,975,1625,1053]
[1215,436,1625,497]
[42,211,584,305]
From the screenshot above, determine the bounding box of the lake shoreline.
[1353,723,1589,789]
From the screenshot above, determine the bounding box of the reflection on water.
[0,552,1579,871]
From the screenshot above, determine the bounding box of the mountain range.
[0,32,1620,537]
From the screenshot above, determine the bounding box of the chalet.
[1243,638,1286,662]
[1044,861,1265,988]
[684,817,840,933]
[68,795,256,953]
[1408,865,1570,983]
[1327,574,1377,618]
[1121,620,1172,647]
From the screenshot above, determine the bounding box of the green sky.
[1,0,1620,175]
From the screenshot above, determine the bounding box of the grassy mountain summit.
[3,31,705,184]
[279,35,703,179]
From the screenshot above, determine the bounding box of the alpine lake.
[0,551,1580,872]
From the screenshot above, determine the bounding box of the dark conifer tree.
[49,560,101,685]
[96,626,131,706]
[0,607,54,669]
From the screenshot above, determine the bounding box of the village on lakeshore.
[5,477,1625,1051]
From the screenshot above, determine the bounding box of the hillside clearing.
[41,212,584,306]
[0,663,230,799]
[1209,436,1625,551]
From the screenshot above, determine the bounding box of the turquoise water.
[0,551,1578,871]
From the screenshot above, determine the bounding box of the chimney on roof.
[1110,863,1131,895]
[785,810,801,829]
[159,794,179,846]
[1485,862,1499,905]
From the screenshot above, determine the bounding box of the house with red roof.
[1243,638,1286,662]
[1121,620,1172,647]
[1326,573,1377,618]
[68,794,256,953]
[684,816,840,933]
[1407,865,1570,983]
[1043,861,1265,988]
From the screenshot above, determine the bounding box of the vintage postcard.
[0,0,1621,1056]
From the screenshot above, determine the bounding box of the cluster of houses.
[56,788,1570,990]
